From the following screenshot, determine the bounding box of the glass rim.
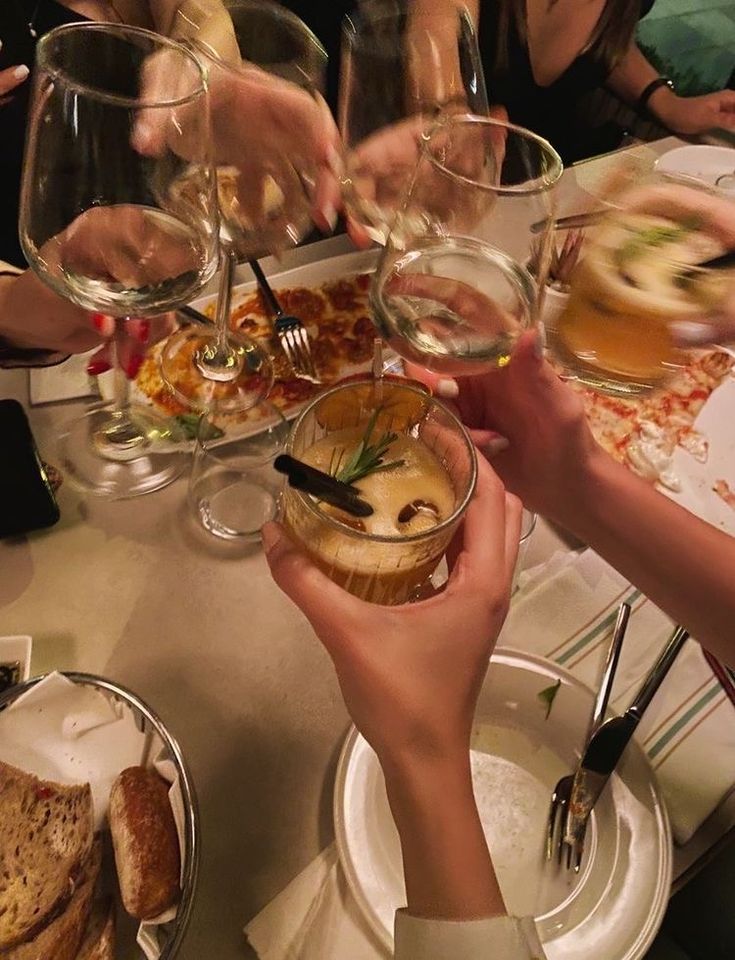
[285,375,478,545]
[193,0,327,76]
[36,22,208,108]
[194,403,288,465]
[422,113,563,197]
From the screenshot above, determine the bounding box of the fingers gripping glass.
[160,0,328,413]
[19,23,219,498]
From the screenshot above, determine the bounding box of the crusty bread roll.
[108,767,180,920]
[6,837,102,960]
[75,896,115,960]
[0,760,93,950]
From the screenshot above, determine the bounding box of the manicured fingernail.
[124,353,143,379]
[482,436,510,456]
[670,320,716,346]
[320,202,338,233]
[436,378,459,399]
[533,327,546,360]
[91,312,114,336]
[13,65,29,81]
[86,358,112,376]
[326,144,344,179]
[130,319,150,343]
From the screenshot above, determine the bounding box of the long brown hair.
[495,0,642,74]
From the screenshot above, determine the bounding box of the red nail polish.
[91,312,107,332]
[86,358,112,376]
[125,353,143,379]
[135,319,150,343]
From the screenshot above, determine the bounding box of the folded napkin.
[500,547,735,845]
[28,350,98,405]
[246,845,388,960]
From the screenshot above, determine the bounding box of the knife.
[563,624,689,871]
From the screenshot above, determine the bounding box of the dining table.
[2,135,735,960]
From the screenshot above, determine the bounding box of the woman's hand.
[651,88,735,135]
[0,63,28,104]
[263,455,521,771]
[407,331,604,526]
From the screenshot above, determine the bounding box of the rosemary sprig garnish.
[334,407,405,486]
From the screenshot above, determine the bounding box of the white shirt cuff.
[394,911,545,960]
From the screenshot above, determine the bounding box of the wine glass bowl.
[19,23,219,498]
[370,114,562,376]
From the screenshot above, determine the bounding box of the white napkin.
[0,672,187,960]
[28,350,99,405]
[245,845,388,960]
[500,548,735,845]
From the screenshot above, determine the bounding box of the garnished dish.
[553,181,735,394]
[281,377,476,604]
[136,272,377,428]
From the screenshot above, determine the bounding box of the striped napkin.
[500,548,735,845]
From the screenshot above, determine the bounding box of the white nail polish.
[436,378,459,399]
[670,320,717,346]
[321,203,338,233]
[13,65,29,81]
[482,436,510,456]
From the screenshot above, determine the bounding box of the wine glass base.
[57,403,187,499]
[161,325,274,414]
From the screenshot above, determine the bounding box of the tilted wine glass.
[20,22,219,498]
[160,0,328,414]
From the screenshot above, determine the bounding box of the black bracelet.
[637,76,675,116]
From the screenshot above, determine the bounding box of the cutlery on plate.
[545,602,630,865]
[530,210,605,235]
[249,258,321,384]
[177,304,215,326]
[563,624,689,872]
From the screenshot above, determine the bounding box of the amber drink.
[281,377,477,604]
[553,180,735,395]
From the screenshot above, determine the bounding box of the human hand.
[652,89,735,135]
[263,454,522,771]
[406,331,604,525]
[0,61,29,104]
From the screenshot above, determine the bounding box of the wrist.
[646,85,680,125]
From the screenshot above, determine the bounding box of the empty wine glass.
[371,114,562,375]
[20,23,219,498]
[160,0,328,413]
[339,0,488,246]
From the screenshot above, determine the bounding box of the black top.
[1,0,88,267]
[477,0,656,162]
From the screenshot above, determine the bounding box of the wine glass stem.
[194,244,244,381]
[93,319,147,461]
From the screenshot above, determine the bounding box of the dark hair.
[495,0,642,74]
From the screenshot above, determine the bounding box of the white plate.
[655,145,735,194]
[334,649,672,960]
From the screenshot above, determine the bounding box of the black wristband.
[637,76,675,116]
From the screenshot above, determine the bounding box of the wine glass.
[370,114,563,376]
[160,0,327,413]
[19,23,219,498]
[338,0,488,246]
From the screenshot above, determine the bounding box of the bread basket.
[0,671,199,960]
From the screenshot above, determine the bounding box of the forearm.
[607,43,681,128]
[383,753,506,920]
[149,0,239,64]
[556,451,735,665]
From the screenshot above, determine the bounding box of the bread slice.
[75,897,115,960]
[109,766,180,920]
[5,837,102,960]
[0,761,94,950]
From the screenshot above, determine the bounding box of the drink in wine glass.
[371,114,562,376]
[19,23,219,498]
[339,0,488,245]
[551,179,735,395]
[281,377,477,604]
[160,0,327,413]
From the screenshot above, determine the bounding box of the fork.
[249,258,321,384]
[545,601,630,864]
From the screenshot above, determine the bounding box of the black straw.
[274,454,374,518]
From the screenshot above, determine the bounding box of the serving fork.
[546,602,630,867]
[249,258,321,384]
